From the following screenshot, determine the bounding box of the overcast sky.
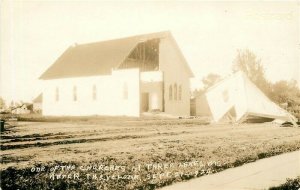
[0,1,299,102]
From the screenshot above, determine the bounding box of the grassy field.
[1,116,300,190]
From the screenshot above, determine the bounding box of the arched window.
[123,83,128,100]
[174,83,177,100]
[73,86,77,101]
[55,87,59,102]
[169,85,173,100]
[93,85,97,100]
[178,85,182,100]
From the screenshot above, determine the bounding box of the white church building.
[39,31,194,117]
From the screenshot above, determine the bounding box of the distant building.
[33,93,43,113]
[39,31,193,117]
[11,103,32,114]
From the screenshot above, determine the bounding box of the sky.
[0,1,299,103]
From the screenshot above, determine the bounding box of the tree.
[232,49,271,96]
[270,80,300,118]
[0,97,5,109]
[271,80,300,104]
[202,73,221,90]
[191,88,205,98]
[192,73,221,98]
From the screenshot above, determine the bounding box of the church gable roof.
[39,31,193,80]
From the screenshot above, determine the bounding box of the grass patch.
[269,176,300,190]
[1,119,300,189]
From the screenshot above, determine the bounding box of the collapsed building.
[193,72,297,125]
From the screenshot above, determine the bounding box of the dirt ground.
[1,117,300,189]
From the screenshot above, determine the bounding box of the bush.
[269,177,300,190]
